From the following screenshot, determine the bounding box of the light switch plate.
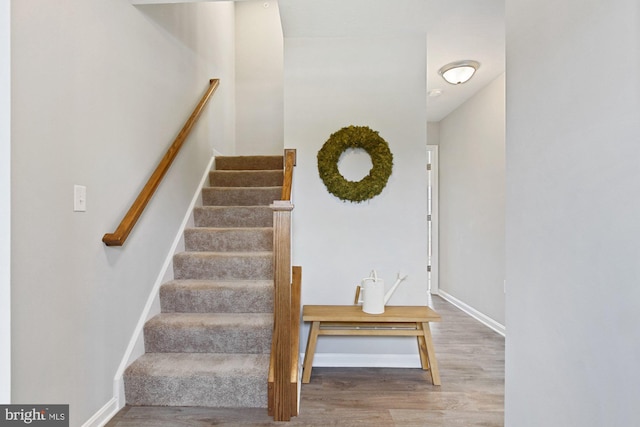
[74,185,86,212]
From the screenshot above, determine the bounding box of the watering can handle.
[362,270,379,284]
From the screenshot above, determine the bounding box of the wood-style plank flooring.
[105,295,504,426]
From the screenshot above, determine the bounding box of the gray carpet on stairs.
[173,251,274,280]
[160,280,273,313]
[124,155,283,408]
[202,186,282,206]
[193,206,273,228]
[209,170,283,187]
[124,353,271,407]
[184,227,273,252]
[143,312,273,354]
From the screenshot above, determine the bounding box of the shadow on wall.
[137,3,216,52]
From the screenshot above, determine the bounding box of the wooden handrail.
[281,149,296,201]
[102,79,220,246]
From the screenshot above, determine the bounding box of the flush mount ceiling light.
[438,60,480,85]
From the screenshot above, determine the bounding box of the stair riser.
[184,228,273,252]
[173,253,273,280]
[144,324,272,354]
[215,156,283,171]
[209,170,283,187]
[193,207,273,228]
[160,282,273,313]
[202,187,282,206]
[125,376,267,408]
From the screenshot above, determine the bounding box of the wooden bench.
[301,305,441,385]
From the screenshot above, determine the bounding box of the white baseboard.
[81,397,119,427]
[305,352,422,368]
[438,290,506,337]
[111,156,215,408]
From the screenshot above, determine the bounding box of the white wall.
[285,35,429,357]
[505,1,640,426]
[438,73,505,325]
[11,1,234,425]
[136,2,236,156]
[206,4,236,156]
[427,121,440,146]
[0,0,11,404]
[235,0,283,155]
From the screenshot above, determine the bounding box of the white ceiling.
[425,0,505,122]
[278,0,505,122]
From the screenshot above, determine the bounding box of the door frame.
[427,145,439,295]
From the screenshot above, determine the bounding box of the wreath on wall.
[317,125,393,203]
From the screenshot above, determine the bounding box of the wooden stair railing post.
[290,265,302,416]
[271,200,294,421]
[268,264,301,418]
[102,79,220,246]
[268,149,298,421]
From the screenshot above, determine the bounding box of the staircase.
[124,155,284,408]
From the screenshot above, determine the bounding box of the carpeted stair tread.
[160,279,274,313]
[193,206,273,228]
[144,313,273,354]
[215,155,283,171]
[173,251,273,280]
[124,352,269,407]
[209,170,283,187]
[184,227,273,252]
[202,187,282,206]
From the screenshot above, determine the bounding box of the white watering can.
[357,270,408,314]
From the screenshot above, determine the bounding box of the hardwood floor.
[105,295,504,426]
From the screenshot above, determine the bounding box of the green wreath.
[317,125,393,203]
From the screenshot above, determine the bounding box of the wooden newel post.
[271,200,294,421]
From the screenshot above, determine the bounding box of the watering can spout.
[383,273,408,305]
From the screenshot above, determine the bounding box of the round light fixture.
[438,60,480,85]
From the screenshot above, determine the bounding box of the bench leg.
[417,329,430,371]
[420,322,441,386]
[302,321,320,384]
